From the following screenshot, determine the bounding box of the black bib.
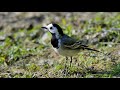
[51,34,59,49]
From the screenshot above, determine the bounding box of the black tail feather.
[84,47,100,52]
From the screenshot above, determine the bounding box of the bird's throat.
[51,34,59,49]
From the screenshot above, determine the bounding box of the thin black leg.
[65,57,68,69]
[63,57,68,76]
[70,56,72,67]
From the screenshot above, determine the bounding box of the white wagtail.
[41,23,100,67]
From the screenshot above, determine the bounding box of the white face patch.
[46,24,57,34]
[45,24,60,39]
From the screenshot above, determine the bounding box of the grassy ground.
[0,12,120,78]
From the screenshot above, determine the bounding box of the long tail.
[79,44,101,52]
[84,47,101,52]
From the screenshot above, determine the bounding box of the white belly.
[53,47,80,56]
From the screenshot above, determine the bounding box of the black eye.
[50,27,53,29]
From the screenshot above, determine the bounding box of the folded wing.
[62,35,100,52]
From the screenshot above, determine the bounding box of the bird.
[41,23,100,67]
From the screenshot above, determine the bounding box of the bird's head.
[41,23,64,38]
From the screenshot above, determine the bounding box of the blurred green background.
[0,12,120,78]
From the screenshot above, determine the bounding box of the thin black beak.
[41,27,47,29]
